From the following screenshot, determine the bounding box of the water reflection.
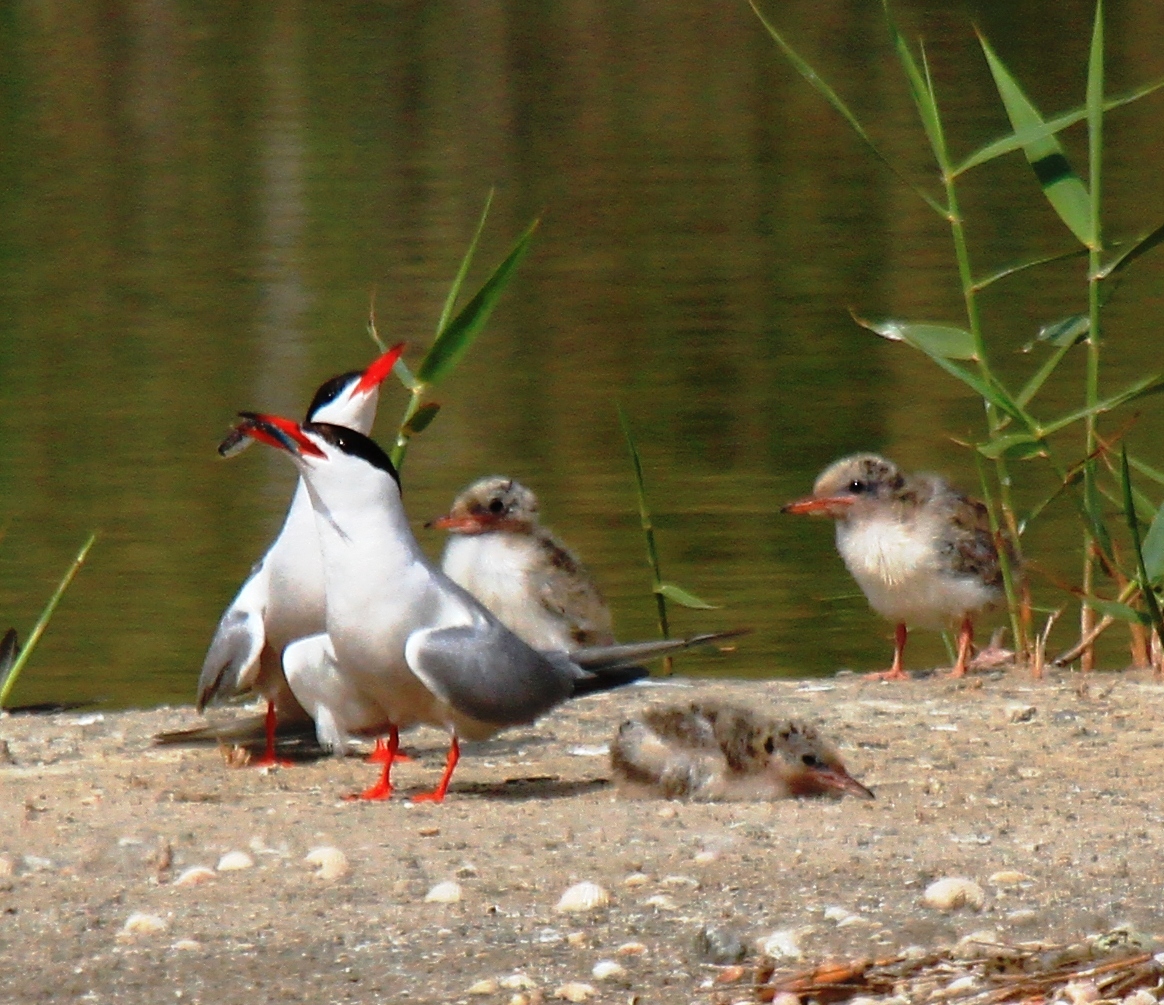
[1,0,1162,707]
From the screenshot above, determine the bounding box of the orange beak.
[353,342,406,396]
[781,495,855,518]
[811,765,875,800]
[426,512,498,533]
[233,413,327,459]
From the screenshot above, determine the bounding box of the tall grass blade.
[1120,446,1164,641]
[1097,220,1164,280]
[976,434,1046,461]
[436,189,495,339]
[1016,336,1080,408]
[1129,455,1164,487]
[1038,314,1090,347]
[656,583,718,610]
[617,406,672,655]
[883,6,944,161]
[1038,373,1164,437]
[0,532,97,709]
[974,247,1089,292]
[747,0,946,216]
[978,33,1094,247]
[1080,594,1150,626]
[1087,0,1104,251]
[1141,499,1164,582]
[954,81,1164,176]
[854,315,977,360]
[416,216,539,386]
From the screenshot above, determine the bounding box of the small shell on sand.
[171,939,202,952]
[499,974,536,990]
[622,872,650,887]
[642,894,677,911]
[555,982,596,1002]
[555,881,610,913]
[304,846,349,880]
[467,979,499,995]
[173,866,216,887]
[758,928,803,960]
[616,942,648,956]
[591,960,626,981]
[216,851,255,872]
[922,877,985,912]
[692,851,719,865]
[988,870,1032,887]
[425,880,463,904]
[120,912,168,938]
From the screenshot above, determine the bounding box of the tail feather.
[154,714,318,748]
[568,628,750,672]
[571,665,649,697]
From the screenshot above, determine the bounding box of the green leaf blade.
[655,583,719,610]
[854,315,977,360]
[416,217,540,386]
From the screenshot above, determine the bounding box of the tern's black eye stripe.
[307,422,401,489]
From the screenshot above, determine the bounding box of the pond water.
[2,0,1163,708]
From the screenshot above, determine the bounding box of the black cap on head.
[306,422,401,490]
[305,371,362,422]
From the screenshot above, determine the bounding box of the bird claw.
[864,668,910,681]
[344,783,393,802]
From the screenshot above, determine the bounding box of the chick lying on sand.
[611,701,873,801]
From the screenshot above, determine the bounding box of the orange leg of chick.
[949,615,974,678]
[412,736,460,804]
[367,737,413,764]
[866,623,910,681]
[345,725,399,801]
[251,701,295,768]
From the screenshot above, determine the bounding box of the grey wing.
[406,621,575,726]
[196,605,266,710]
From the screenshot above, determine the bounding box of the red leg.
[950,615,973,677]
[367,737,413,764]
[866,623,910,681]
[345,725,399,801]
[412,736,460,804]
[252,701,294,768]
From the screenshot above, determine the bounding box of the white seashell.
[566,932,587,948]
[659,875,699,888]
[641,894,677,910]
[173,866,216,887]
[1123,991,1157,1005]
[466,978,499,995]
[120,912,168,937]
[171,939,201,951]
[592,960,626,980]
[622,872,650,887]
[499,974,536,990]
[616,942,648,956]
[216,851,254,872]
[935,976,978,997]
[823,905,852,923]
[555,982,596,1002]
[758,928,803,960]
[770,994,802,1005]
[425,880,463,904]
[304,846,349,880]
[922,877,985,912]
[656,805,678,819]
[555,881,610,913]
[692,851,718,865]
[1064,980,1100,1005]
[988,870,1032,887]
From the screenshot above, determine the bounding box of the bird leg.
[346,725,399,801]
[866,623,910,681]
[950,616,974,678]
[367,737,413,764]
[412,736,461,804]
[251,701,295,768]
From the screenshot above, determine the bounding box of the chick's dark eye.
[489,499,505,514]
[802,753,821,768]
[848,480,866,494]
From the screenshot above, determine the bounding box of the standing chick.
[431,476,615,650]
[783,453,1012,679]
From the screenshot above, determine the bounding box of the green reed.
[749,0,1164,668]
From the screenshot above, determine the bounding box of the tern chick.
[610,701,874,801]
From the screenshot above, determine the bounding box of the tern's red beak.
[234,412,327,458]
[353,342,406,396]
[427,513,486,532]
[781,495,855,518]
[811,765,875,800]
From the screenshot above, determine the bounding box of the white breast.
[441,533,574,650]
[835,516,996,629]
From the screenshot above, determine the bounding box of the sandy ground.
[3,670,1164,1005]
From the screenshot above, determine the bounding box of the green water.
[2,0,1163,708]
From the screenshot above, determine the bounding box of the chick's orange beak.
[781,495,855,517]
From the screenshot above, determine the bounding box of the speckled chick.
[784,453,1015,679]
[431,476,615,651]
[610,701,874,801]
